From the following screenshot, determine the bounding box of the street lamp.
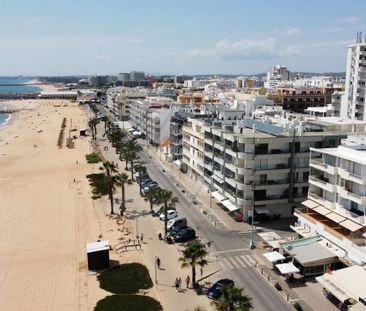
[135,216,139,239]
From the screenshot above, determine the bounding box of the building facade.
[182,118,345,220]
[292,135,366,265]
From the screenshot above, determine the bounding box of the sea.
[0,78,40,128]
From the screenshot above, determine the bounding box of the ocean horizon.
[0,78,40,94]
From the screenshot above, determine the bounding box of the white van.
[167,216,187,230]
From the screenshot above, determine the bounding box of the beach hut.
[87,240,110,270]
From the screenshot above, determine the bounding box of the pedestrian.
[140,233,144,243]
[186,275,190,289]
[175,277,179,291]
[178,277,182,291]
[156,257,161,269]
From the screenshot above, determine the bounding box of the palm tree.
[104,174,120,214]
[157,189,179,236]
[211,284,252,311]
[108,128,127,148]
[101,116,110,136]
[121,139,142,179]
[88,117,99,140]
[179,241,209,288]
[144,186,162,212]
[102,161,117,177]
[118,173,133,216]
[134,164,146,195]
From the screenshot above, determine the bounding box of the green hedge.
[97,263,153,294]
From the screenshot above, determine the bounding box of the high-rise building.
[118,72,130,82]
[265,65,290,89]
[130,71,145,82]
[341,35,366,121]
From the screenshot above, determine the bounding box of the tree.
[120,139,142,179]
[119,173,133,216]
[101,116,110,136]
[144,186,162,212]
[179,241,208,288]
[102,161,117,177]
[157,189,179,236]
[108,128,127,148]
[88,117,99,140]
[134,164,146,196]
[211,284,252,311]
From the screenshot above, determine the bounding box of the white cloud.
[333,16,360,24]
[282,27,302,36]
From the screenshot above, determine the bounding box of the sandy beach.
[0,100,143,311]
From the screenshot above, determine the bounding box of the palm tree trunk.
[149,200,153,212]
[139,177,142,196]
[130,160,134,179]
[120,183,126,216]
[192,266,196,288]
[109,190,114,214]
[125,159,128,170]
[164,202,168,236]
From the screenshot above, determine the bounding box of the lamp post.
[135,216,139,239]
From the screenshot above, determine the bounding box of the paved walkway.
[95,125,219,311]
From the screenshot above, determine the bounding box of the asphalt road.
[140,149,294,311]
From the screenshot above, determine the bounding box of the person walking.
[156,257,161,269]
[178,277,182,291]
[140,233,144,243]
[175,277,179,291]
[186,275,190,289]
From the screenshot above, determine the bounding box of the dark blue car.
[207,279,234,300]
[172,227,195,242]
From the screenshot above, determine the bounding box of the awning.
[339,219,363,232]
[263,251,286,263]
[255,207,271,214]
[275,262,300,275]
[313,205,331,216]
[212,174,224,184]
[302,199,319,209]
[221,200,240,212]
[211,191,227,202]
[325,212,346,224]
[160,139,171,147]
[316,275,350,303]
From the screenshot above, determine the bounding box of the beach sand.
[0,100,143,310]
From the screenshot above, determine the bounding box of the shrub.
[86,152,102,163]
[94,295,162,311]
[97,263,153,294]
[274,282,282,291]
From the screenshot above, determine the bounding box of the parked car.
[171,227,196,242]
[207,279,234,300]
[159,209,177,221]
[169,225,188,236]
[141,179,153,187]
[167,216,187,230]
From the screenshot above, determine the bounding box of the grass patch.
[94,295,162,311]
[98,263,153,294]
[86,152,102,163]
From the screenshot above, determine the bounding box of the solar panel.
[240,118,284,135]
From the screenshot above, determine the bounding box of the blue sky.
[1,0,365,75]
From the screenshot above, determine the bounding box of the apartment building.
[341,36,366,121]
[292,135,366,265]
[146,107,177,146]
[182,117,345,220]
[276,87,336,113]
[265,65,290,89]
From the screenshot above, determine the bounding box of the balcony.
[335,203,366,225]
[254,179,289,190]
[308,192,335,210]
[310,159,337,175]
[337,185,366,205]
[255,195,289,205]
[338,167,366,185]
[253,164,290,174]
[309,176,336,193]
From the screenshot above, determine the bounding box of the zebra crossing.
[219,253,256,270]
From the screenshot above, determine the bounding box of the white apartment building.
[340,37,366,121]
[182,117,345,220]
[146,107,177,146]
[292,135,366,265]
[265,65,290,89]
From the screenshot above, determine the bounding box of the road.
[139,149,293,311]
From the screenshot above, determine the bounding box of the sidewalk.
[95,126,219,311]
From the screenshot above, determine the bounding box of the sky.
[1,0,366,76]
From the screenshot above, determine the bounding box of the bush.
[293,302,303,310]
[97,263,153,294]
[94,295,162,311]
[86,152,102,163]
